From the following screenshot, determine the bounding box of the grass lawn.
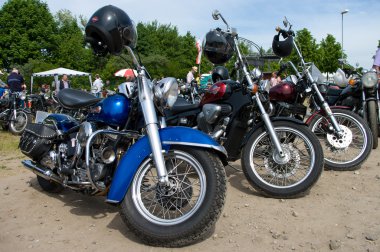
[0,131,21,155]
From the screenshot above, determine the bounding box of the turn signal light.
[348,79,356,86]
[251,84,259,94]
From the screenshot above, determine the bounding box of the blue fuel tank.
[87,94,131,128]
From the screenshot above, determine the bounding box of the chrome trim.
[105,199,119,204]
[162,141,227,156]
[85,129,140,191]
[22,160,62,184]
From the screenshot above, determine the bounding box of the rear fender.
[106,126,226,203]
[241,117,306,147]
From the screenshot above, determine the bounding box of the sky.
[1,0,379,68]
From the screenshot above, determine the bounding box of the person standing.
[56,74,71,93]
[270,71,281,87]
[7,68,26,92]
[372,40,380,79]
[186,66,198,84]
[91,74,104,98]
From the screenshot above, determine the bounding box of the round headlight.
[154,77,178,108]
[362,71,377,88]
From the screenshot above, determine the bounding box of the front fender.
[305,105,351,125]
[241,117,306,147]
[106,126,226,203]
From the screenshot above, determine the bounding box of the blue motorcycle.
[20,5,227,247]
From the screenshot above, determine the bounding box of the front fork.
[311,83,343,136]
[139,74,168,185]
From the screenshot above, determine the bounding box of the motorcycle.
[321,68,379,149]
[270,17,373,170]
[19,5,227,247]
[165,10,324,198]
[0,90,32,134]
[178,80,202,104]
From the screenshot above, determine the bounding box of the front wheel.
[367,100,378,149]
[241,121,324,198]
[308,108,373,170]
[9,110,31,135]
[119,147,227,247]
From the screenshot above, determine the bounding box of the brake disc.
[326,125,352,149]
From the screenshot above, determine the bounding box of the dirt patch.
[0,132,379,251]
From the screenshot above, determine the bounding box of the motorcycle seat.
[57,88,102,109]
[170,97,200,114]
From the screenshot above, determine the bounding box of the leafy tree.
[0,0,56,69]
[318,34,342,76]
[53,10,94,72]
[286,28,318,66]
[136,21,197,79]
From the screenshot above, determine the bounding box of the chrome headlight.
[118,82,136,98]
[154,77,178,108]
[362,71,378,88]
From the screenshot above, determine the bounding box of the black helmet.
[203,29,234,64]
[85,5,137,55]
[272,34,293,57]
[212,66,229,83]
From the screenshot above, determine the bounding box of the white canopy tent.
[31,67,92,93]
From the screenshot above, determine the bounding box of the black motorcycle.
[0,91,32,134]
[322,69,379,149]
[165,10,324,198]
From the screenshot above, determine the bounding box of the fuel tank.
[201,82,227,105]
[269,82,297,103]
[87,94,131,128]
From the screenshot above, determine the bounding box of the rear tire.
[119,147,226,247]
[9,111,31,135]
[367,100,378,149]
[37,175,64,193]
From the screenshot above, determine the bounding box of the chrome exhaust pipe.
[21,160,63,184]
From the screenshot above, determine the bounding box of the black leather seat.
[170,97,200,114]
[57,88,102,109]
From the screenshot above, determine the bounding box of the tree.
[53,10,94,72]
[318,34,342,76]
[286,28,318,66]
[0,0,57,69]
[136,21,197,79]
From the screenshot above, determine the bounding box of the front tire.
[119,147,227,247]
[367,100,378,149]
[308,108,373,170]
[241,121,324,198]
[9,110,31,135]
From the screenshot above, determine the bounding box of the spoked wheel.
[119,147,226,247]
[9,110,31,135]
[309,108,373,170]
[241,121,324,198]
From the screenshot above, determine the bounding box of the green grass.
[0,131,21,154]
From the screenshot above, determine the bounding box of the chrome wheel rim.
[249,126,315,188]
[132,150,206,225]
[310,113,367,165]
[11,111,27,132]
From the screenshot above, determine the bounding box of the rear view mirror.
[212,10,220,20]
[283,17,289,27]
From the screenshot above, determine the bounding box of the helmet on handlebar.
[203,29,234,64]
[85,5,137,55]
[272,34,293,58]
[212,66,229,83]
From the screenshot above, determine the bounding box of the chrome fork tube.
[233,37,284,157]
[311,83,342,134]
[126,46,169,184]
[139,74,168,184]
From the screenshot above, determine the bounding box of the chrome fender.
[106,126,226,203]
